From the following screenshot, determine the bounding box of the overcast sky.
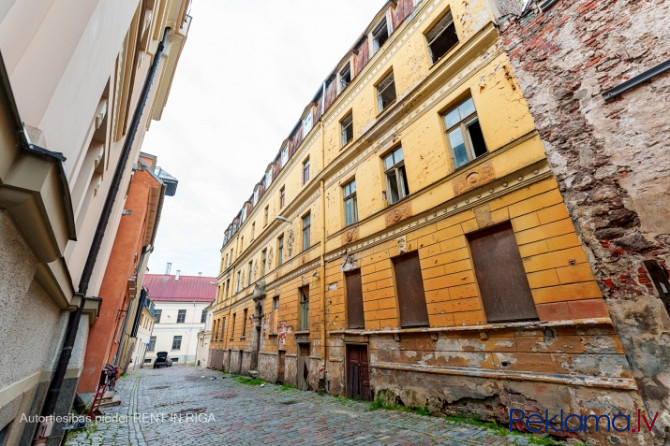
[145,0,387,278]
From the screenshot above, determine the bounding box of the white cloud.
[146,0,386,276]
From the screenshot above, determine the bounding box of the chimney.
[166,262,172,274]
[176,270,180,280]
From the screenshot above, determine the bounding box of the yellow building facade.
[211,1,649,443]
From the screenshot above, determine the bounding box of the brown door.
[468,222,538,322]
[297,343,310,390]
[277,351,285,383]
[346,344,370,401]
[346,270,365,329]
[393,252,429,327]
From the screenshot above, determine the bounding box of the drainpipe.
[319,120,328,389]
[37,27,171,426]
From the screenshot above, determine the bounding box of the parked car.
[153,351,172,368]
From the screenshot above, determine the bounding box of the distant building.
[78,153,177,395]
[128,294,158,373]
[144,273,216,365]
[196,304,214,368]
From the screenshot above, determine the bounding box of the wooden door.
[297,343,310,390]
[346,344,370,401]
[277,351,285,383]
[468,222,538,322]
[346,270,365,329]
[393,252,429,327]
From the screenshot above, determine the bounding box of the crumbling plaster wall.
[495,0,670,441]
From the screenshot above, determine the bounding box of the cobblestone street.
[65,366,561,446]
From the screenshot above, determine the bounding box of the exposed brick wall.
[496,0,670,442]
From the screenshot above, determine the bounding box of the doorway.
[346,344,370,401]
[277,351,285,383]
[297,343,310,390]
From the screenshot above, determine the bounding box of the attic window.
[372,18,389,53]
[425,10,458,64]
[340,64,351,92]
[281,144,289,167]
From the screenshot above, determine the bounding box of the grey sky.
[146,0,386,277]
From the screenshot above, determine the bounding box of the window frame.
[277,235,284,266]
[261,248,267,276]
[177,309,186,323]
[280,144,289,167]
[302,212,311,251]
[302,157,310,185]
[242,308,248,338]
[264,205,269,227]
[339,63,351,92]
[383,147,410,205]
[372,17,390,54]
[343,179,358,226]
[148,336,156,351]
[425,10,458,64]
[247,261,253,286]
[341,112,354,147]
[171,335,182,350]
[299,286,310,331]
[376,70,396,113]
[443,96,487,169]
[154,309,162,323]
[201,309,207,324]
[280,186,286,209]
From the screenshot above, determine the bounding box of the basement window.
[372,18,390,54]
[425,10,458,64]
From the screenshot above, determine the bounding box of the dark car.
[153,351,172,368]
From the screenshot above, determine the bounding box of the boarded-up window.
[393,252,429,327]
[346,270,365,329]
[468,222,538,322]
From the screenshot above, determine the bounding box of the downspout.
[38,27,171,423]
[319,121,328,390]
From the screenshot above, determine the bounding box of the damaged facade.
[494,0,670,444]
[210,0,661,444]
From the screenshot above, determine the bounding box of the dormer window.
[372,17,390,54]
[302,110,313,135]
[281,144,289,167]
[340,64,351,92]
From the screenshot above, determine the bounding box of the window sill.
[294,330,309,334]
[240,336,246,340]
[268,332,278,337]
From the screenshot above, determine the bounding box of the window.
[177,309,186,323]
[221,317,226,341]
[383,147,409,204]
[201,309,207,324]
[376,71,396,112]
[265,169,272,189]
[443,96,487,169]
[240,236,244,251]
[148,336,156,351]
[340,64,351,91]
[425,10,458,63]
[242,309,248,338]
[343,180,358,226]
[264,206,269,226]
[393,252,429,327]
[299,286,309,330]
[302,157,310,185]
[280,186,285,208]
[302,213,311,251]
[341,112,353,147]
[468,222,538,322]
[231,313,236,340]
[261,249,267,276]
[277,235,284,266]
[303,111,313,135]
[346,270,365,329]
[281,144,289,167]
[154,309,162,323]
[248,261,253,286]
[171,335,182,350]
[253,188,259,206]
[225,279,230,298]
[273,296,280,310]
[235,271,241,293]
[372,18,389,54]
[251,222,256,240]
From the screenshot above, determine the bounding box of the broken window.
[425,10,458,63]
[177,309,186,323]
[277,234,284,266]
[372,17,390,54]
[346,269,365,329]
[302,213,311,251]
[383,147,409,204]
[341,112,353,147]
[376,71,396,112]
[299,286,310,330]
[393,252,429,327]
[468,222,539,322]
[303,157,310,185]
[443,96,487,169]
[343,179,358,226]
[340,63,351,91]
[242,308,248,338]
[273,295,280,310]
[171,335,182,350]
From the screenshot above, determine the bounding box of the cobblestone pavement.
[65,366,559,446]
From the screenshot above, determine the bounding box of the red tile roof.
[143,274,217,302]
